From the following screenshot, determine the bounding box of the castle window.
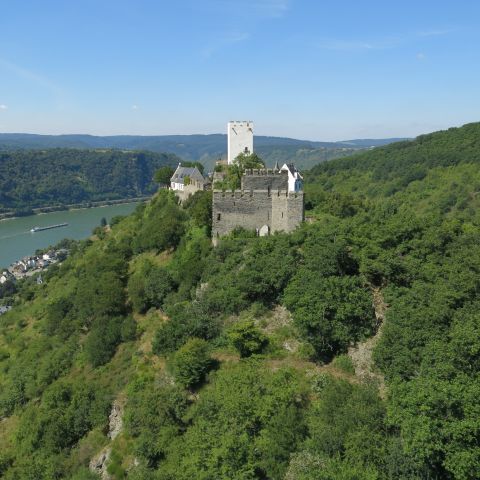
[217,213,221,221]
[282,212,284,218]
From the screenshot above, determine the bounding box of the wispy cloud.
[201,32,250,59]
[315,39,391,51]
[418,28,456,37]
[315,27,457,53]
[131,104,139,110]
[0,104,7,110]
[0,58,64,98]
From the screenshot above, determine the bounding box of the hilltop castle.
[212,121,304,244]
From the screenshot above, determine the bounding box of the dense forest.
[0,122,479,479]
[0,149,178,213]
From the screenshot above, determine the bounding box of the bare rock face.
[89,447,111,480]
[108,400,123,440]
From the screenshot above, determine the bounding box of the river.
[0,202,140,268]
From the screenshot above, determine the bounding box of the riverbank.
[0,196,150,221]
[0,202,140,268]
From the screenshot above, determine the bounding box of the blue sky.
[0,0,479,140]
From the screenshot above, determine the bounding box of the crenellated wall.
[241,169,288,191]
[212,189,304,244]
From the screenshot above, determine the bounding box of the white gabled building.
[279,163,303,192]
[170,164,207,192]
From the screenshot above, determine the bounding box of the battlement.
[212,187,304,245]
[213,189,302,198]
[243,168,287,176]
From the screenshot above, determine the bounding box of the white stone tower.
[227,121,254,164]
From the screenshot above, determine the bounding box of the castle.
[212,122,304,244]
[227,121,253,164]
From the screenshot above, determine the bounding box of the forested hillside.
[0,149,178,213]
[0,123,479,479]
[0,133,406,171]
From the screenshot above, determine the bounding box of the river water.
[0,203,139,268]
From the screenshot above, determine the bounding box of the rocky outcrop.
[108,400,123,440]
[348,288,387,395]
[89,447,111,480]
[89,399,125,479]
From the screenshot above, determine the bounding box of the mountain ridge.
[0,132,409,170]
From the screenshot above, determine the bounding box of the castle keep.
[212,167,304,243]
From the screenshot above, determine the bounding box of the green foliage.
[152,302,220,355]
[3,123,480,479]
[214,152,265,190]
[332,354,355,374]
[154,361,308,479]
[84,315,136,367]
[124,378,189,468]
[284,273,375,361]
[0,149,178,211]
[132,190,186,253]
[228,320,268,357]
[154,165,175,185]
[128,259,176,313]
[183,190,212,232]
[169,338,213,388]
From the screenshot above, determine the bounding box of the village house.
[0,271,14,285]
[170,164,210,201]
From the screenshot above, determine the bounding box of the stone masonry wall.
[212,189,304,244]
[241,170,288,191]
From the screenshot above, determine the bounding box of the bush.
[84,316,135,367]
[228,320,268,357]
[128,260,176,313]
[332,354,355,374]
[152,303,220,355]
[169,338,213,388]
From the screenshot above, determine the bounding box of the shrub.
[169,338,213,388]
[152,303,220,355]
[228,320,268,357]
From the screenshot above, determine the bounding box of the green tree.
[154,165,175,185]
[169,338,213,388]
[228,320,268,357]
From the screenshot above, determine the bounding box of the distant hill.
[0,133,408,170]
[0,149,178,214]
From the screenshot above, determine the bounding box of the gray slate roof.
[171,165,205,184]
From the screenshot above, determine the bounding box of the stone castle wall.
[212,189,304,243]
[241,169,288,191]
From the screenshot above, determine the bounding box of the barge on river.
[30,223,68,233]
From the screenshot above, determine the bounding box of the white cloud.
[0,104,7,110]
[418,29,455,37]
[315,40,378,51]
[314,28,457,54]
